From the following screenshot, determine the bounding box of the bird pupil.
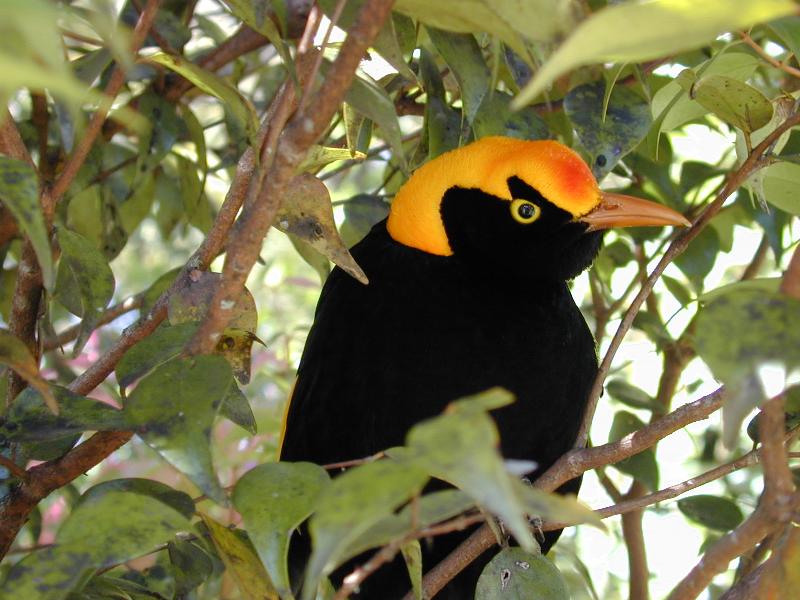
[519,203,535,218]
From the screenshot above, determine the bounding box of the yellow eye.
[510,199,541,224]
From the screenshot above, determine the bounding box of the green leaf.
[677,495,744,531]
[564,81,651,178]
[662,275,694,308]
[145,52,260,147]
[200,513,279,600]
[605,379,659,412]
[342,69,406,170]
[135,91,185,176]
[691,75,773,133]
[759,161,800,215]
[341,489,475,563]
[54,228,115,355]
[393,1,529,59]
[608,411,659,491]
[0,157,53,290]
[233,462,330,599]
[419,48,462,160]
[768,15,800,60]
[426,28,490,125]
[472,91,549,141]
[222,0,293,71]
[115,321,199,389]
[514,0,795,106]
[696,288,800,444]
[2,488,191,599]
[221,384,257,434]
[168,538,215,596]
[124,356,235,504]
[303,459,428,599]
[406,388,538,552]
[1,384,126,442]
[674,226,719,292]
[340,194,390,248]
[476,548,569,600]
[696,289,800,385]
[401,540,423,600]
[0,329,57,413]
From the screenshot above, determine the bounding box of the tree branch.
[186,0,396,356]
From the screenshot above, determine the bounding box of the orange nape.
[387,138,601,256]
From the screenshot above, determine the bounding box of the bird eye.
[510,199,541,224]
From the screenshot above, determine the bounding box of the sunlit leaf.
[233,462,330,599]
[691,75,773,133]
[200,513,279,600]
[515,0,795,106]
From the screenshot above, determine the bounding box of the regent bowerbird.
[279,136,689,598]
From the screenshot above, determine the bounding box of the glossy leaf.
[608,411,659,491]
[54,228,115,355]
[427,28,490,125]
[145,52,259,146]
[515,0,794,106]
[476,547,569,600]
[564,81,651,178]
[303,459,428,599]
[0,157,53,290]
[200,513,279,600]
[124,356,235,504]
[677,495,744,531]
[233,462,330,599]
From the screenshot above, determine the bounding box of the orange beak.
[580,191,691,232]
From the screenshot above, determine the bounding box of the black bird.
[280,137,688,598]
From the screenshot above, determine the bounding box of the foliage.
[0,1,799,599]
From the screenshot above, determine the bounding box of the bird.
[279,136,689,598]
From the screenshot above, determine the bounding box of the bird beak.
[579,191,691,232]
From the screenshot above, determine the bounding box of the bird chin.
[553,229,605,281]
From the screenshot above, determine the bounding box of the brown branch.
[740,234,770,281]
[186,0,396,356]
[42,293,144,351]
[622,481,650,600]
[740,31,800,79]
[779,241,800,299]
[578,110,800,448]
[404,388,725,599]
[0,455,29,482]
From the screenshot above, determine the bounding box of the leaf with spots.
[233,462,330,599]
[1,384,126,443]
[691,75,773,133]
[54,228,115,356]
[696,288,800,445]
[275,174,368,284]
[200,513,279,600]
[472,91,549,141]
[564,81,651,179]
[303,459,428,599]
[0,157,53,290]
[2,486,191,599]
[124,356,234,504]
[115,321,200,390]
[476,548,569,600]
[405,388,538,552]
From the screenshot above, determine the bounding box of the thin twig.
[42,294,144,351]
[740,31,800,79]
[0,455,29,482]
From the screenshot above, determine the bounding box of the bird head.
[387,137,689,280]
